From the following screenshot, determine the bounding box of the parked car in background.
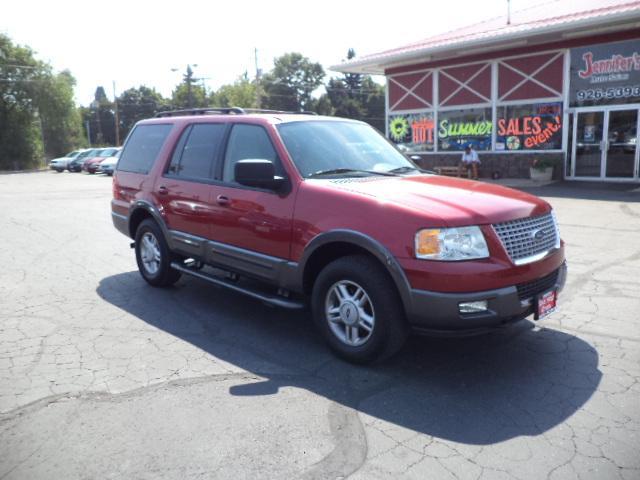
[68,148,102,172]
[83,147,121,174]
[99,149,121,176]
[49,149,84,172]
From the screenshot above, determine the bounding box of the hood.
[323,175,549,226]
[50,156,70,163]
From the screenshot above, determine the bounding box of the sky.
[2,0,540,106]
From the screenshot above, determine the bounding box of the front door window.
[572,109,639,180]
[606,110,637,178]
[575,111,604,177]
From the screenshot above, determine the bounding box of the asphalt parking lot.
[1,171,639,479]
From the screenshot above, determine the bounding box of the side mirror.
[235,159,286,190]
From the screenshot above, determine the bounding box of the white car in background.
[98,149,121,176]
[49,149,86,172]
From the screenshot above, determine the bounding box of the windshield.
[99,148,118,157]
[276,121,416,178]
[77,150,95,159]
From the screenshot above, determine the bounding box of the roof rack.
[155,107,317,118]
[155,107,245,118]
[241,108,318,116]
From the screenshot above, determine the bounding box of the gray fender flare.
[296,229,413,314]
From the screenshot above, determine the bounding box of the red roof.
[332,0,640,74]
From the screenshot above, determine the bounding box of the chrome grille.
[492,212,560,265]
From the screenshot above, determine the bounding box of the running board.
[170,262,305,310]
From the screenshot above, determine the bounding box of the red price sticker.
[536,290,557,320]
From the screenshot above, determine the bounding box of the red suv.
[111,108,566,363]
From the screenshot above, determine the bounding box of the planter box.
[529,167,553,182]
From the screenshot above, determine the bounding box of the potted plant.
[529,157,555,182]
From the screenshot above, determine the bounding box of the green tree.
[261,53,324,111]
[343,49,363,98]
[322,49,385,131]
[211,76,257,108]
[171,83,208,109]
[360,76,385,132]
[38,71,84,156]
[308,94,334,116]
[326,78,365,119]
[0,34,82,169]
[117,86,168,138]
[81,86,116,146]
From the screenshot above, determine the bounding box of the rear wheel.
[311,255,408,364]
[134,219,181,287]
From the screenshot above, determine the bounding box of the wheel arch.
[299,230,413,314]
[128,200,169,240]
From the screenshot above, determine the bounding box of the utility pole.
[37,108,46,166]
[507,0,511,25]
[186,65,194,108]
[113,81,120,146]
[90,99,103,145]
[86,120,91,146]
[254,48,262,109]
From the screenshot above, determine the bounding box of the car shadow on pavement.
[97,271,601,446]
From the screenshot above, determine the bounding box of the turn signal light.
[415,229,440,256]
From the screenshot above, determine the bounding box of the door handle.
[158,186,168,195]
[216,195,230,206]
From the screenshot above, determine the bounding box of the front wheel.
[311,255,408,364]
[134,219,181,287]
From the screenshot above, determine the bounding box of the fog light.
[459,300,488,314]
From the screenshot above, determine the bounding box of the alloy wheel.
[325,280,375,347]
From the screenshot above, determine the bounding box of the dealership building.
[333,0,640,182]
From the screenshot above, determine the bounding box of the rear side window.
[222,124,281,183]
[168,123,226,180]
[118,124,173,174]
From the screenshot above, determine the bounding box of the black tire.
[55,168,63,173]
[311,255,408,364]
[134,219,181,287]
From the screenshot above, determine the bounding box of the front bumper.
[407,262,567,334]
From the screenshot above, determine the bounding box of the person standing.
[458,145,480,179]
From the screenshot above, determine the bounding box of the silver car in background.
[98,149,121,176]
[49,149,85,172]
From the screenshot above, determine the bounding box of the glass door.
[605,109,638,178]
[574,111,604,177]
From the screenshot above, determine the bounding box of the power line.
[0,63,40,69]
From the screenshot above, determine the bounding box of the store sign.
[438,119,492,139]
[496,103,562,150]
[570,39,640,107]
[388,113,435,152]
[437,117,492,151]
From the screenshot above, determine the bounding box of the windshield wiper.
[308,168,398,178]
[387,166,421,174]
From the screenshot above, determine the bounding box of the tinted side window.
[169,123,226,180]
[118,124,173,174]
[223,124,280,183]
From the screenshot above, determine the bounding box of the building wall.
[384,30,640,179]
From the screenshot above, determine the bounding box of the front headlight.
[415,226,489,261]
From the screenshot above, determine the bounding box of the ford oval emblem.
[532,229,546,241]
